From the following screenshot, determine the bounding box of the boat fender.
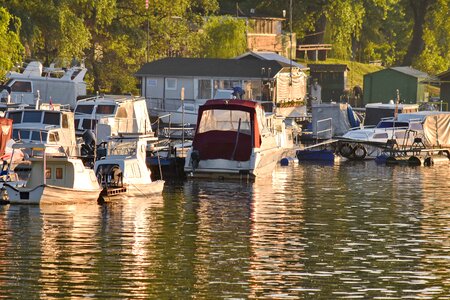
[424,156,434,167]
[280,157,297,166]
[190,150,200,170]
[408,156,423,166]
[352,145,367,160]
[339,143,354,158]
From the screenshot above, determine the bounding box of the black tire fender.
[339,143,354,158]
[352,144,367,160]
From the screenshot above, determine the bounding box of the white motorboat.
[2,143,101,204]
[74,95,152,144]
[337,111,450,159]
[184,99,293,180]
[94,134,165,201]
[6,105,78,157]
[0,61,87,109]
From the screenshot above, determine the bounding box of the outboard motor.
[81,129,97,157]
[109,166,123,187]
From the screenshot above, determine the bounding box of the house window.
[56,168,63,179]
[46,168,51,179]
[165,78,177,90]
[197,79,212,99]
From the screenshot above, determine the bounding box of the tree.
[0,7,24,79]
[197,16,247,58]
[402,0,436,66]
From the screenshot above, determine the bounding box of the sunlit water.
[1,162,449,299]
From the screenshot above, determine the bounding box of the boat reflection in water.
[0,195,164,299]
[0,163,449,298]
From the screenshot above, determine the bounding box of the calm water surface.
[0,162,449,299]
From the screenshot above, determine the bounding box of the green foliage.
[0,7,24,79]
[197,16,247,58]
[1,0,449,94]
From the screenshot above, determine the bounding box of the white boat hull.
[185,147,288,180]
[3,184,101,205]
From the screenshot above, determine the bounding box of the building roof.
[437,68,450,79]
[135,57,290,78]
[235,51,307,70]
[390,66,429,78]
[308,64,349,72]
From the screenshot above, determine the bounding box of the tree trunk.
[402,0,432,66]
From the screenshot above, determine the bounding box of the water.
[1,162,449,299]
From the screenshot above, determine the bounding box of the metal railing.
[316,117,333,140]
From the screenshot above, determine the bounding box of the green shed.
[363,66,430,104]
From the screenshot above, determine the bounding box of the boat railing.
[77,94,144,104]
[316,118,333,140]
[152,113,195,139]
[113,117,154,135]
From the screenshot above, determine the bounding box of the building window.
[197,79,212,99]
[165,78,177,90]
[56,168,63,179]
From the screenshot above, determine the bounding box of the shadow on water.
[0,163,449,298]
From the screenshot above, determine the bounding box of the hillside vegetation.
[299,58,384,89]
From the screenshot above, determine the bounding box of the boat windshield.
[96,104,116,115]
[197,109,252,135]
[75,104,94,114]
[376,121,410,128]
[8,111,22,123]
[23,111,42,123]
[108,140,137,156]
[13,129,48,142]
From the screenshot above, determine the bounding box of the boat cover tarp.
[193,131,252,161]
[193,100,263,161]
[312,103,353,137]
[422,113,450,147]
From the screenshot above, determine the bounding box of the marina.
[1,1,450,297]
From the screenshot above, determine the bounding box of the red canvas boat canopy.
[193,100,265,161]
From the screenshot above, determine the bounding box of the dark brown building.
[437,69,450,111]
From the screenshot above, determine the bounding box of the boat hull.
[3,184,101,205]
[99,180,165,202]
[185,148,288,180]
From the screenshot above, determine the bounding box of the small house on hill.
[235,51,307,70]
[437,69,450,111]
[308,64,349,102]
[363,66,431,105]
[135,57,307,118]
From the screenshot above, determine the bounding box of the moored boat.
[94,134,165,202]
[184,99,293,180]
[2,143,101,204]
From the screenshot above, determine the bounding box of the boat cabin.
[6,108,77,156]
[74,96,153,143]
